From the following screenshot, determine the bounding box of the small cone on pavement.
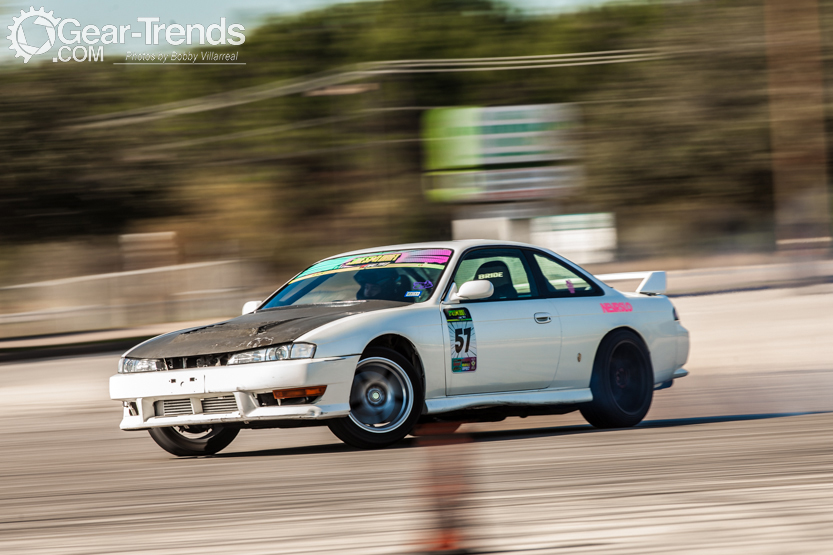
[413,421,472,554]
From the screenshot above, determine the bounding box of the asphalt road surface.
[1,285,832,554]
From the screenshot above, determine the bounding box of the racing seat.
[473,261,517,300]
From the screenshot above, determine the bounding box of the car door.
[443,247,562,395]
[526,250,609,390]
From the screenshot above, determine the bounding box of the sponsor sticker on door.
[444,307,477,372]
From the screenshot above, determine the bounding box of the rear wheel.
[580,329,653,429]
[148,425,239,457]
[327,347,424,449]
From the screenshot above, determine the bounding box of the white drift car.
[110,240,689,456]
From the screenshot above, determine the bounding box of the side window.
[452,248,538,301]
[532,252,600,297]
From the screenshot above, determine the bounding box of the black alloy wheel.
[580,329,653,429]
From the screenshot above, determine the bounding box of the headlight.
[119,358,165,373]
[228,345,290,365]
[290,343,316,359]
[227,343,315,365]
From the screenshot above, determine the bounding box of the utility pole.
[764,0,832,250]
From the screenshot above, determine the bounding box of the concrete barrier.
[666,259,833,295]
[0,257,830,342]
[0,260,264,339]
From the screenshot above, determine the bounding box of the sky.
[1,0,615,63]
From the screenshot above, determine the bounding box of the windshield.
[261,248,453,308]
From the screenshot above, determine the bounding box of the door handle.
[534,312,552,324]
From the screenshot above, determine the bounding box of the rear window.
[531,252,600,297]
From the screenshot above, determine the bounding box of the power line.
[374,48,660,67]
[68,49,664,130]
[68,70,368,131]
[365,54,663,73]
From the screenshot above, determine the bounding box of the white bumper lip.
[672,368,689,379]
[110,355,358,431]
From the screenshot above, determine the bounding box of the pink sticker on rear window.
[600,302,633,313]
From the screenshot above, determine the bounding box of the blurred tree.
[0,67,175,242]
[0,0,825,264]
[582,1,776,255]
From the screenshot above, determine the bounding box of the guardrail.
[0,260,264,339]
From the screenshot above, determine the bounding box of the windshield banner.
[290,248,453,283]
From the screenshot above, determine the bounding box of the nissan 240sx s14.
[109,240,690,456]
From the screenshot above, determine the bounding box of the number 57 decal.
[444,307,477,372]
[455,327,472,353]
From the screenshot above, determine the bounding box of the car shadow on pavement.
[639,411,829,428]
[467,411,829,443]
[214,412,829,457]
[215,437,422,458]
[216,442,356,458]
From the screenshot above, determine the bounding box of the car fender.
[296,304,447,399]
[613,292,681,384]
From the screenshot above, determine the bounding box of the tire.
[327,347,424,449]
[580,329,653,429]
[148,425,239,457]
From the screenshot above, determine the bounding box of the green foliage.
[0,0,815,260]
[0,65,176,242]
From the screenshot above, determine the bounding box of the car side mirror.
[447,280,494,304]
[242,300,261,315]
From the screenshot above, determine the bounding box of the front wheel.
[580,329,653,429]
[148,425,239,457]
[327,347,424,449]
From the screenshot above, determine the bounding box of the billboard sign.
[422,104,580,203]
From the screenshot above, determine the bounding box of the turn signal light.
[272,385,327,399]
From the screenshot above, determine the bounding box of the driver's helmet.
[354,268,399,300]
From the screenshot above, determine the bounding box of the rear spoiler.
[595,271,667,296]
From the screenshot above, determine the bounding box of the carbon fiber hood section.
[127,300,405,358]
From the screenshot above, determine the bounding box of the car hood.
[127,300,406,358]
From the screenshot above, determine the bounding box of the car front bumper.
[109,355,358,431]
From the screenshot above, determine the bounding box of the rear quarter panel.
[551,291,679,388]
[620,293,680,384]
